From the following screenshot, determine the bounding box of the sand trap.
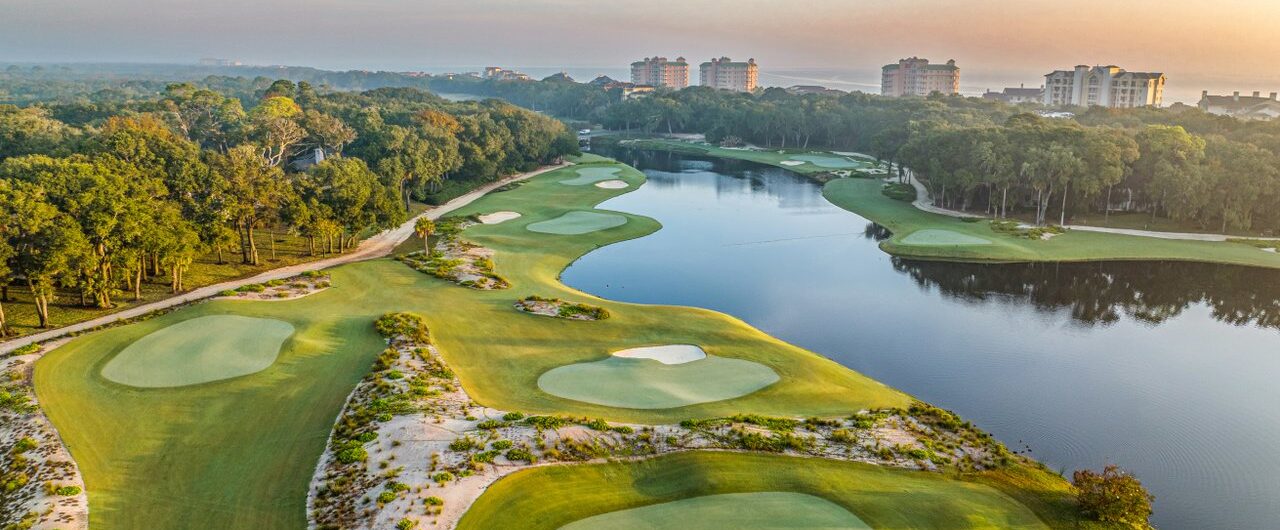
[789,154,863,169]
[779,160,806,166]
[527,211,628,235]
[560,167,623,185]
[101,315,294,388]
[1263,248,1277,253]
[558,492,870,530]
[478,211,521,224]
[538,354,778,409]
[612,344,706,365]
[901,229,993,246]
[594,180,628,189]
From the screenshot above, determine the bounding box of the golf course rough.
[100,314,295,387]
[557,492,871,530]
[537,353,779,409]
[526,210,628,235]
[560,166,624,185]
[901,229,993,246]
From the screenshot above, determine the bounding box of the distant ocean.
[419,65,1280,106]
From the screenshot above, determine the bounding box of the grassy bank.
[624,138,1280,269]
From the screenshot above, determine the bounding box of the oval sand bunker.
[538,345,777,409]
[478,211,521,224]
[558,491,870,530]
[594,180,628,189]
[102,315,294,388]
[612,344,705,364]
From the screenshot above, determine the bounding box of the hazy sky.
[3,0,1279,102]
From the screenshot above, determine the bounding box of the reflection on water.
[891,256,1280,330]
[565,147,1280,530]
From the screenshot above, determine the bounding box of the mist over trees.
[0,80,576,333]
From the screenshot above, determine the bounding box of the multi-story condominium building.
[881,57,959,97]
[1199,91,1280,120]
[1043,65,1164,108]
[630,57,689,89]
[699,57,758,92]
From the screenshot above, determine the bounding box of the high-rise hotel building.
[630,56,689,89]
[881,57,960,97]
[699,57,758,92]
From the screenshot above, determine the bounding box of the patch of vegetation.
[516,295,610,320]
[881,182,917,202]
[1073,464,1154,528]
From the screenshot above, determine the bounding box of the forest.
[0,77,577,333]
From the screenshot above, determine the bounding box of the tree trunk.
[172,265,181,293]
[216,243,225,264]
[27,279,49,328]
[270,230,277,261]
[0,299,7,337]
[247,225,259,265]
[1059,183,1069,226]
[1001,186,1008,218]
[1105,186,1113,224]
[134,258,143,301]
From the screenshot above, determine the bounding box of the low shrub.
[880,182,917,202]
[504,448,535,463]
[396,519,418,530]
[476,419,504,430]
[431,471,454,483]
[377,491,397,503]
[424,496,444,506]
[54,485,82,496]
[236,283,266,293]
[218,289,239,297]
[502,411,524,421]
[490,440,513,450]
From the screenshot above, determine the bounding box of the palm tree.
[414,217,436,253]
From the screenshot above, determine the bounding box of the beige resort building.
[630,56,689,89]
[881,57,960,97]
[1043,65,1164,108]
[699,57,758,92]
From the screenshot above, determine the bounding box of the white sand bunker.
[478,211,521,224]
[779,160,805,166]
[594,180,629,189]
[612,344,706,365]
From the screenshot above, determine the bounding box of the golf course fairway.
[33,158,1084,529]
[459,452,1053,530]
[100,315,295,388]
[558,491,870,530]
[559,166,624,185]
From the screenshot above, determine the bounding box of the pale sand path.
[0,163,567,355]
[903,170,1280,242]
[478,211,521,224]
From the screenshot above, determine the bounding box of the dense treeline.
[0,80,576,333]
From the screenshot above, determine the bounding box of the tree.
[414,217,435,253]
[1073,465,1154,529]
[248,96,306,167]
[212,146,291,265]
[1,181,86,327]
[0,105,74,160]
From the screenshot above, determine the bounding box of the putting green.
[527,211,628,235]
[100,315,294,388]
[560,167,623,185]
[790,154,864,169]
[558,492,870,530]
[537,355,779,409]
[901,229,993,246]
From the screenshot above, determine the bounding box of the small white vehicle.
[578,129,592,135]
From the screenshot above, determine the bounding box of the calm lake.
[563,149,1280,530]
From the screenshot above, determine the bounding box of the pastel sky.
[3,0,1278,103]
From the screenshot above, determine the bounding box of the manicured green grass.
[99,315,294,388]
[559,166,624,185]
[901,229,994,246]
[630,138,1280,269]
[525,210,630,235]
[35,160,913,529]
[537,355,779,409]
[458,452,1055,530]
[559,491,870,530]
